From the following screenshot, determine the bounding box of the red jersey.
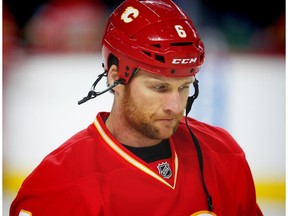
[10,112,263,216]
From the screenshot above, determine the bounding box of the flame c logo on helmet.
[121,6,139,23]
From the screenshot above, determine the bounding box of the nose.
[162,92,183,114]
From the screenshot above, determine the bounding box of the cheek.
[181,93,189,105]
[134,88,162,108]
[180,89,190,104]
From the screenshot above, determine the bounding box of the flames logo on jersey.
[190,211,217,216]
[157,162,172,179]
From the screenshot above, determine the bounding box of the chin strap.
[78,71,125,105]
[185,79,214,212]
[186,79,199,116]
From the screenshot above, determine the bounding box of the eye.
[179,84,190,91]
[154,84,169,92]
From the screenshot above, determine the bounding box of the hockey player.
[10,0,263,215]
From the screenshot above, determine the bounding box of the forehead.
[133,69,195,83]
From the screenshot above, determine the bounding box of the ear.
[107,65,119,86]
[107,65,124,94]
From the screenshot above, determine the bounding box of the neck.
[105,110,162,147]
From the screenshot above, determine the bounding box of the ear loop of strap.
[78,71,125,105]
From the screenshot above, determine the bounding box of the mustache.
[156,112,184,120]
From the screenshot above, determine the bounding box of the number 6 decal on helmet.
[174,25,187,38]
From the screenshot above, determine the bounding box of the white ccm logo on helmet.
[121,6,139,23]
[172,58,197,64]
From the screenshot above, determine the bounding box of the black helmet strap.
[185,79,214,212]
[78,71,125,105]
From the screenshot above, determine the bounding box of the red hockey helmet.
[102,0,205,84]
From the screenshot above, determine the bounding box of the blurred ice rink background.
[3,0,285,215]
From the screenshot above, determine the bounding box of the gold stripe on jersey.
[94,118,178,189]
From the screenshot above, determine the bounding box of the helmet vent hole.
[142,50,152,57]
[155,55,165,63]
[151,44,161,48]
[170,42,193,46]
[200,53,204,61]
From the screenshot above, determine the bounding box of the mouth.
[156,118,175,124]
[155,114,182,124]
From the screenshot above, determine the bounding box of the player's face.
[121,69,194,140]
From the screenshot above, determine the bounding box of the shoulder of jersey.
[178,118,244,154]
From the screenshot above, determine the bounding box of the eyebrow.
[137,70,194,86]
[144,77,194,86]
[182,80,194,85]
